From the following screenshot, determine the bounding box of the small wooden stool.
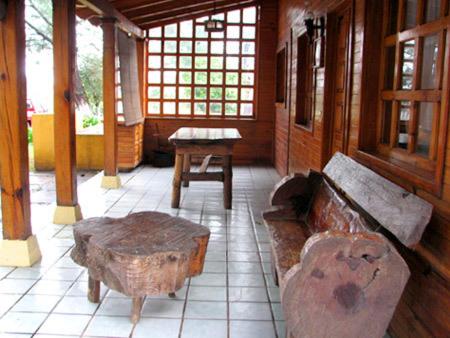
[71,212,210,323]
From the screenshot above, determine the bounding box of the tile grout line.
[247,167,280,338]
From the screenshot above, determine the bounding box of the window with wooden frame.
[276,47,287,103]
[376,0,449,188]
[295,33,314,128]
[146,6,258,118]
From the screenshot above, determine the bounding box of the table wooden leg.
[88,276,100,303]
[131,297,144,324]
[182,154,191,187]
[171,153,184,208]
[223,155,232,209]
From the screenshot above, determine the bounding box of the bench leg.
[182,154,191,187]
[88,276,100,303]
[171,153,184,208]
[131,297,144,324]
[223,155,232,209]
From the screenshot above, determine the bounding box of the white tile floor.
[0,165,284,338]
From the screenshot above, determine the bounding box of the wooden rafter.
[77,0,144,38]
[126,0,230,20]
[76,0,256,31]
[139,1,257,29]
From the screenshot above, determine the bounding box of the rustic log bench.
[71,211,210,323]
[263,152,433,338]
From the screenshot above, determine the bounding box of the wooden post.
[100,18,121,189]
[52,0,82,224]
[0,0,41,266]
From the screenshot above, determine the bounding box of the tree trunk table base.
[71,211,210,323]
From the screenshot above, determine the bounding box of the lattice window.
[146,6,258,118]
[377,0,449,175]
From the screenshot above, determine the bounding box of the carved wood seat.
[263,152,433,338]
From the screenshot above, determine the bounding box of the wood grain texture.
[118,123,143,170]
[0,0,32,240]
[170,128,239,209]
[102,18,118,177]
[53,0,78,207]
[306,179,370,234]
[323,152,433,247]
[71,211,210,297]
[264,153,426,338]
[282,231,410,338]
[182,154,191,187]
[168,127,242,144]
[275,0,450,336]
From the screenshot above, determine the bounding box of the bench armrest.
[280,230,410,338]
[267,171,322,219]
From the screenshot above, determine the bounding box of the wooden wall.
[143,0,278,165]
[275,0,450,336]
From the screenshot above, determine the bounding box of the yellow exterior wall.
[32,114,104,171]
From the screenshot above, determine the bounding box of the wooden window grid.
[377,0,450,176]
[145,6,258,118]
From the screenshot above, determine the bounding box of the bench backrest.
[322,152,433,247]
[306,179,369,234]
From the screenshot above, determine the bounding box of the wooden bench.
[263,153,433,338]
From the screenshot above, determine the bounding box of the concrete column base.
[53,204,83,225]
[0,235,42,267]
[101,175,122,189]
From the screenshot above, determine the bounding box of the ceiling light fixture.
[204,0,225,32]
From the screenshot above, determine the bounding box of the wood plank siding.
[275,0,450,336]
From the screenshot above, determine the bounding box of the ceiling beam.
[127,0,218,20]
[110,0,174,12]
[78,0,144,38]
[135,0,255,26]
[140,1,257,29]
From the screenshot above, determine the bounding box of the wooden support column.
[0,0,41,266]
[100,18,121,189]
[52,0,82,224]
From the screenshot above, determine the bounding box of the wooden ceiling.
[77,0,258,31]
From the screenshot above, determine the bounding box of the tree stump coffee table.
[70,211,210,323]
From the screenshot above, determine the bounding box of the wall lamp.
[304,10,325,42]
[0,0,8,21]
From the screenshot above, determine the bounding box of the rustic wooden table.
[71,212,210,323]
[169,127,242,209]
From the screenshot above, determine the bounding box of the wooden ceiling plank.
[140,0,256,29]
[134,0,254,25]
[127,0,217,20]
[111,0,174,13]
[78,0,144,38]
